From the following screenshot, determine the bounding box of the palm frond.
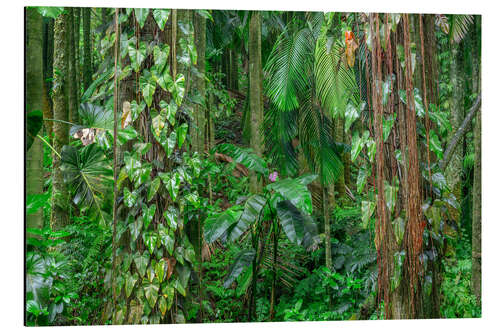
[314,36,360,118]
[449,14,474,44]
[264,27,314,111]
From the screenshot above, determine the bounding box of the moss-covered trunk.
[26,8,45,234]
[50,11,70,230]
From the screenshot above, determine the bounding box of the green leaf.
[153,9,170,30]
[158,224,175,255]
[267,178,313,215]
[223,249,255,288]
[217,143,268,175]
[162,284,175,310]
[429,129,443,160]
[195,9,213,21]
[176,123,188,149]
[61,144,112,224]
[173,277,186,297]
[345,103,362,133]
[134,8,149,28]
[139,70,156,107]
[163,206,178,231]
[166,131,177,157]
[361,201,375,228]
[128,40,147,72]
[392,217,405,245]
[384,181,398,214]
[204,207,242,243]
[147,178,161,202]
[143,279,159,308]
[130,100,146,121]
[123,187,138,208]
[36,7,64,18]
[158,296,168,316]
[125,272,139,298]
[276,200,319,249]
[153,44,170,72]
[350,131,364,162]
[143,204,156,230]
[160,100,177,126]
[129,216,143,242]
[168,74,185,106]
[356,167,369,193]
[160,172,180,202]
[134,252,149,277]
[143,232,159,255]
[228,195,266,241]
[155,260,167,283]
[26,193,50,215]
[383,114,396,142]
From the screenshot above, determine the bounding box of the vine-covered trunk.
[82,7,92,92]
[50,11,70,230]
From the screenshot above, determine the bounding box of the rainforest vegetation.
[25,6,481,325]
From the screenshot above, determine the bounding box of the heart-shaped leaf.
[143,279,159,308]
[143,232,159,255]
[134,8,149,28]
[123,187,138,208]
[153,9,170,30]
[147,178,161,202]
[140,70,157,107]
[143,204,156,230]
[125,272,138,298]
[134,252,149,277]
[129,216,143,242]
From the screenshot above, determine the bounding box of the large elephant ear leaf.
[227,195,266,242]
[217,143,268,175]
[267,178,314,214]
[61,144,112,225]
[203,206,242,243]
[223,249,255,288]
[26,109,43,151]
[276,200,319,249]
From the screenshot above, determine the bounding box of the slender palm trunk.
[249,11,264,193]
[26,8,45,234]
[82,7,92,92]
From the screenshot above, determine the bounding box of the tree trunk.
[471,15,482,306]
[74,7,81,100]
[445,41,464,221]
[82,7,92,92]
[26,8,45,234]
[334,117,346,199]
[50,11,70,230]
[249,11,264,193]
[192,12,206,153]
[67,8,78,124]
[42,18,54,138]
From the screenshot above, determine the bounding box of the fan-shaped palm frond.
[61,144,113,225]
[449,14,474,44]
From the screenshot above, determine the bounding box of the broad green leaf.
[160,172,180,202]
[128,40,147,72]
[134,8,149,28]
[147,177,161,202]
[134,252,149,277]
[356,167,369,193]
[351,132,364,162]
[345,103,361,133]
[153,44,170,72]
[153,9,170,30]
[392,217,406,245]
[139,70,156,107]
[26,193,50,215]
[129,216,143,242]
[383,114,396,142]
[125,272,138,298]
[173,277,186,297]
[155,260,167,283]
[176,123,188,149]
[158,224,175,255]
[130,100,146,120]
[158,296,167,316]
[228,195,266,241]
[143,204,156,230]
[134,142,152,156]
[223,249,255,288]
[123,187,138,208]
[166,74,185,106]
[143,232,159,255]
[162,284,175,310]
[163,206,178,231]
[143,279,159,308]
[429,129,443,160]
[276,200,319,249]
[160,100,177,126]
[147,260,156,282]
[361,201,375,228]
[166,131,177,157]
[204,206,242,243]
[267,178,313,215]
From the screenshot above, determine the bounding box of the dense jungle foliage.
[25,6,481,325]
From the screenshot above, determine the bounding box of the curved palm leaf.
[449,14,474,44]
